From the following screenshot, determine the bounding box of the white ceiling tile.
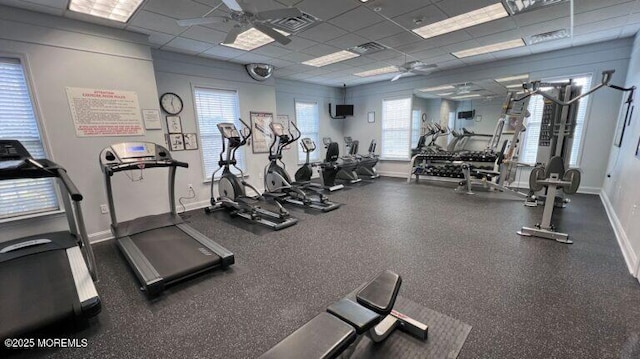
[364,0,436,18]
[490,46,531,60]
[277,51,314,62]
[273,36,318,51]
[268,58,296,68]
[574,17,628,36]
[202,45,248,59]
[437,59,465,70]
[305,67,334,76]
[355,20,405,41]
[575,0,635,13]
[512,4,569,27]
[417,31,474,49]
[1,1,63,16]
[365,49,402,61]
[24,0,66,7]
[129,10,185,35]
[231,52,275,64]
[419,54,457,64]
[274,0,305,6]
[181,26,227,44]
[434,0,500,17]
[575,2,636,25]
[466,17,518,38]
[459,53,495,65]
[391,5,448,30]
[325,33,370,49]
[394,41,434,54]
[297,22,348,42]
[301,43,342,56]
[327,6,383,32]
[283,63,316,72]
[296,0,359,21]
[445,39,482,53]
[128,26,176,46]
[143,0,211,20]
[378,31,423,48]
[571,28,624,46]
[162,37,213,54]
[232,0,293,14]
[340,56,377,67]
[518,18,569,38]
[252,44,293,58]
[474,30,523,46]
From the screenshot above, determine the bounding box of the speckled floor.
[5,177,640,358]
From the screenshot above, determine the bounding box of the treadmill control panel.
[100,142,171,165]
[0,140,30,161]
[217,123,240,139]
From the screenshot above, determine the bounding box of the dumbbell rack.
[407,151,497,184]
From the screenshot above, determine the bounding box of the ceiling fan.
[391,61,437,82]
[177,0,302,46]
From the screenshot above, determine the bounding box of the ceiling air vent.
[502,0,567,15]
[349,42,387,55]
[529,29,570,45]
[267,12,319,33]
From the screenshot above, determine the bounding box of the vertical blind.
[0,58,58,219]
[295,101,320,162]
[411,110,421,148]
[193,87,244,181]
[520,74,592,167]
[381,98,412,160]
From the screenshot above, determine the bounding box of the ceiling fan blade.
[222,26,243,44]
[255,7,302,20]
[391,73,403,82]
[253,22,291,45]
[177,16,228,27]
[222,0,244,12]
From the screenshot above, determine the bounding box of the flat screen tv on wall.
[336,104,354,117]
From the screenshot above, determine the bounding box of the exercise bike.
[294,138,344,192]
[264,121,340,212]
[205,119,298,230]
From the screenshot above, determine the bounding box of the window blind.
[193,87,244,181]
[0,58,58,219]
[381,98,412,160]
[295,101,319,162]
[411,110,421,148]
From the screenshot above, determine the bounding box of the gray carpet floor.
[4,177,640,358]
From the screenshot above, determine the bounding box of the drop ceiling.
[1,0,639,88]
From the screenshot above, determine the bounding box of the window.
[381,98,412,160]
[193,87,244,181]
[0,58,58,220]
[520,74,592,167]
[411,110,421,148]
[295,101,319,162]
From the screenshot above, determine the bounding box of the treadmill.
[99,142,234,297]
[0,140,100,339]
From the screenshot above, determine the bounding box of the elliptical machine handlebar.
[288,121,302,143]
[238,118,252,145]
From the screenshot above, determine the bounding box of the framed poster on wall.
[250,111,273,153]
[166,116,182,134]
[167,134,184,151]
[183,133,198,150]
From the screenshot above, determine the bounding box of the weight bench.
[260,270,428,359]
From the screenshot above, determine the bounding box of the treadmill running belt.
[129,226,222,283]
[0,251,78,339]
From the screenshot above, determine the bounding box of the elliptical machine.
[264,121,340,212]
[294,138,344,192]
[206,119,298,230]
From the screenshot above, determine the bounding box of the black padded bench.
[260,270,427,359]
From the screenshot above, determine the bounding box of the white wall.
[345,39,633,187]
[602,31,640,278]
[0,6,162,242]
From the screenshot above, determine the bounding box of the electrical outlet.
[100,204,109,214]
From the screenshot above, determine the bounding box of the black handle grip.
[173,160,189,168]
[57,168,83,201]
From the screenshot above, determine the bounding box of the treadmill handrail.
[105,160,189,174]
[57,168,83,202]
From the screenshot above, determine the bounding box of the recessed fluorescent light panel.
[302,50,359,67]
[222,28,289,51]
[451,94,481,100]
[413,3,508,39]
[354,66,398,77]
[418,85,455,92]
[495,74,529,82]
[452,39,525,58]
[68,0,144,22]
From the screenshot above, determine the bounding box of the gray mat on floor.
[346,289,472,359]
